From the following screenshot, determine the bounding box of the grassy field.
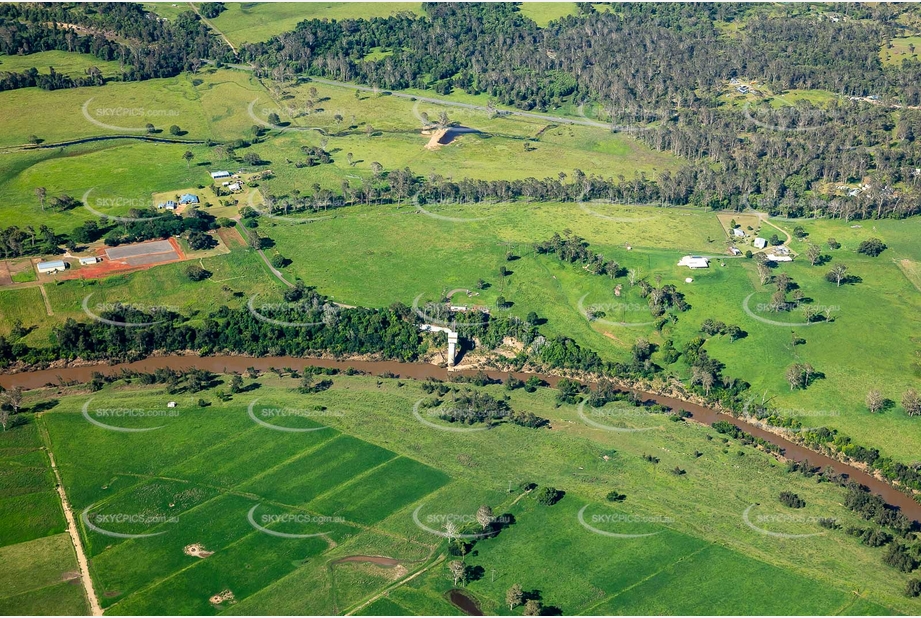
[207,2,423,48]
[0,418,88,615]
[880,36,921,65]
[0,68,263,147]
[20,374,919,614]
[0,51,126,79]
[254,203,921,464]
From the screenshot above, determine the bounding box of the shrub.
[779,491,805,508]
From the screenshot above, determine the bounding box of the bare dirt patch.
[424,128,448,150]
[209,589,235,606]
[184,543,214,558]
[216,225,246,249]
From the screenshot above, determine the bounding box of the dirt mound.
[183,543,214,558]
[209,589,235,605]
[425,128,449,150]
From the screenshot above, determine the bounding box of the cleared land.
[0,51,126,79]
[18,375,916,614]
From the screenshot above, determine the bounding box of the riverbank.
[3,353,920,522]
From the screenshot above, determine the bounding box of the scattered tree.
[506,584,524,610]
[902,388,921,417]
[866,389,885,414]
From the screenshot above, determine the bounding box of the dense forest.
[241,2,921,219]
[0,2,232,84]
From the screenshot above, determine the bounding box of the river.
[3,355,918,522]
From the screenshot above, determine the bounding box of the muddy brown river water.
[3,355,919,522]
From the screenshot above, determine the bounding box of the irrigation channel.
[3,355,919,522]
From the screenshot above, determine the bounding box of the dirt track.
[39,424,103,616]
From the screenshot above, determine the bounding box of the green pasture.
[207,2,423,48]
[0,50,126,79]
[21,375,920,614]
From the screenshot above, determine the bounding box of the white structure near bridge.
[419,324,459,367]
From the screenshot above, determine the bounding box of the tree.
[827,238,841,250]
[476,504,494,530]
[806,243,822,266]
[1,386,23,415]
[902,388,921,417]
[35,187,46,211]
[866,390,884,413]
[169,125,181,136]
[495,296,507,309]
[185,265,211,281]
[785,363,814,390]
[182,150,194,168]
[444,520,458,541]
[907,579,921,598]
[826,264,848,287]
[346,152,354,166]
[146,122,155,133]
[370,161,383,177]
[448,560,467,586]
[0,407,8,431]
[506,584,524,610]
[229,373,243,394]
[857,238,887,257]
[267,112,281,126]
[524,600,543,616]
[535,486,562,505]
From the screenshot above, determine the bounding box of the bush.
[779,491,805,508]
[535,486,563,506]
[270,254,290,268]
[185,265,212,281]
[857,238,887,257]
[605,490,626,502]
[907,579,921,598]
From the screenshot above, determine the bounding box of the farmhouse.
[732,227,746,238]
[37,259,66,274]
[754,237,767,249]
[157,200,177,210]
[678,256,710,269]
[227,182,242,192]
[178,193,199,205]
[210,170,231,179]
[78,256,99,265]
[729,247,742,255]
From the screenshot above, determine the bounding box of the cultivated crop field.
[11,373,916,614]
